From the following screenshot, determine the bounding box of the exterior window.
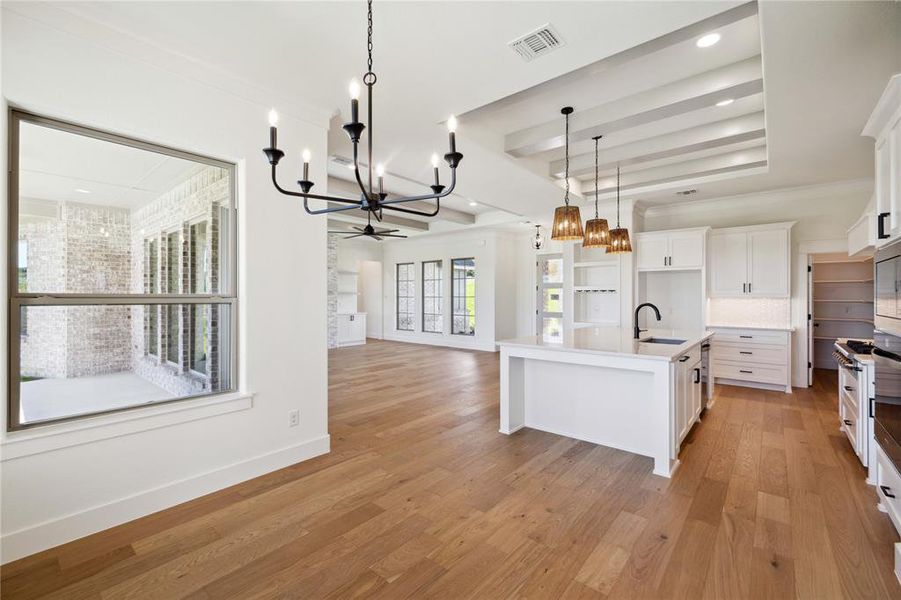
[396,263,415,331]
[422,260,443,333]
[145,237,159,358]
[8,111,237,430]
[451,258,475,335]
[165,231,181,365]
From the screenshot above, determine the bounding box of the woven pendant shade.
[582,218,610,248]
[551,205,584,241]
[607,227,632,254]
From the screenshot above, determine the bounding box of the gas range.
[835,338,875,360]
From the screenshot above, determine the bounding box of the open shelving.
[570,246,620,327]
[811,257,874,369]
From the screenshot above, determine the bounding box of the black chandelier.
[263,0,462,220]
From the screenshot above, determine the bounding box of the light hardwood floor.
[3,341,900,599]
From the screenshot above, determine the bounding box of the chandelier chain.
[564,111,570,205]
[594,137,599,219]
[367,0,374,75]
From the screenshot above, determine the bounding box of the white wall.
[641,179,872,387]
[380,229,516,351]
[1,6,330,562]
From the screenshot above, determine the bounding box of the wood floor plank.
[2,347,899,600]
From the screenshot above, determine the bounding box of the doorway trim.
[796,238,856,387]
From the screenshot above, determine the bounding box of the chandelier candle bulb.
[267,109,278,148]
[302,148,311,181]
[376,163,385,194]
[431,153,440,185]
[447,115,458,154]
[349,80,361,123]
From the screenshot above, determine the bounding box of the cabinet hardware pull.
[742,283,747,293]
[844,385,853,392]
[740,351,752,355]
[739,335,753,339]
[748,282,751,293]
[694,368,700,384]
[878,212,891,240]
[881,485,895,499]
[679,355,690,362]
[739,369,752,373]
[870,398,875,419]
[843,419,853,426]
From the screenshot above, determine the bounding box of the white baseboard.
[0,434,330,564]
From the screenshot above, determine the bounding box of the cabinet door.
[350,315,366,341]
[691,360,703,421]
[675,363,687,444]
[637,233,669,270]
[876,137,892,246]
[876,257,897,319]
[709,231,748,296]
[668,231,704,269]
[337,315,351,343]
[891,120,901,240]
[748,229,789,297]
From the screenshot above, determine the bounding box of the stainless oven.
[873,331,901,473]
[875,239,901,335]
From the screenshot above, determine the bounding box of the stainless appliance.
[700,341,712,408]
[874,239,901,474]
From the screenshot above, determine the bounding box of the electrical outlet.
[289,409,300,427]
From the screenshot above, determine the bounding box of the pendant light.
[551,107,583,241]
[582,135,610,249]
[533,224,544,250]
[607,165,632,254]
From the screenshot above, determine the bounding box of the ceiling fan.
[328,213,407,241]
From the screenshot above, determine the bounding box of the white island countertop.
[498,327,714,362]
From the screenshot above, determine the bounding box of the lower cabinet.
[708,326,792,393]
[337,313,367,347]
[675,344,704,450]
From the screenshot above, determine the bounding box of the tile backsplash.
[707,297,791,329]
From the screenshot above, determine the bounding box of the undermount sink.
[640,337,686,345]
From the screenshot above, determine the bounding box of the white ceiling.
[13,0,901,231]
[18,121,202,209]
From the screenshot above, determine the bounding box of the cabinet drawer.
[710,329,788,346]
[713,360,787,385]
[713,343,785,365]
[876,446,901,532]
[840,393,859,454]
[674,344,701,367]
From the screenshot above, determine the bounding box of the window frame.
[451,257,476,336]
[395,262,415,332]
[7,109,239,431]
[421,260,443,333]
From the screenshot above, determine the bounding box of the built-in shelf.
[813,279,874,283]
[574,286,616,293]
[337,270,358,275]
[574,261,615,268]
[814,317,874,323]
[814,299,874,303]
[574,320,618,327]
[814,336,840,341]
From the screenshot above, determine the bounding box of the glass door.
[537,254,564,341]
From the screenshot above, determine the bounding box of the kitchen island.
[498,327,714,477]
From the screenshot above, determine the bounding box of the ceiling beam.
[505,57,763,157]
[551,112,766,177]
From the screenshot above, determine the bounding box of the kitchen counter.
[498,327,713,362]
[498,327,715,478]
[707,324,795,332]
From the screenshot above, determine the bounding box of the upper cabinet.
[863,74,901,247]
[636,227,708,271]
[709,222,793,298]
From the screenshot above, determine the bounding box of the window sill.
[1,391,254,461]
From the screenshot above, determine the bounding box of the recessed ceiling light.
[716,98,734,107]
[696,33,721,48]
[74,188,92,194]
[469,201,478,207]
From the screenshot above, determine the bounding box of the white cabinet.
[337,313,366,347]
[709,223,792,298]
[847,207,876,258]
[636,227,707,271]
[863,75,901,247]
[709,326,792,393]
[674,343,704,450]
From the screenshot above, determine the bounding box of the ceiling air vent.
[508,24,564,62]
